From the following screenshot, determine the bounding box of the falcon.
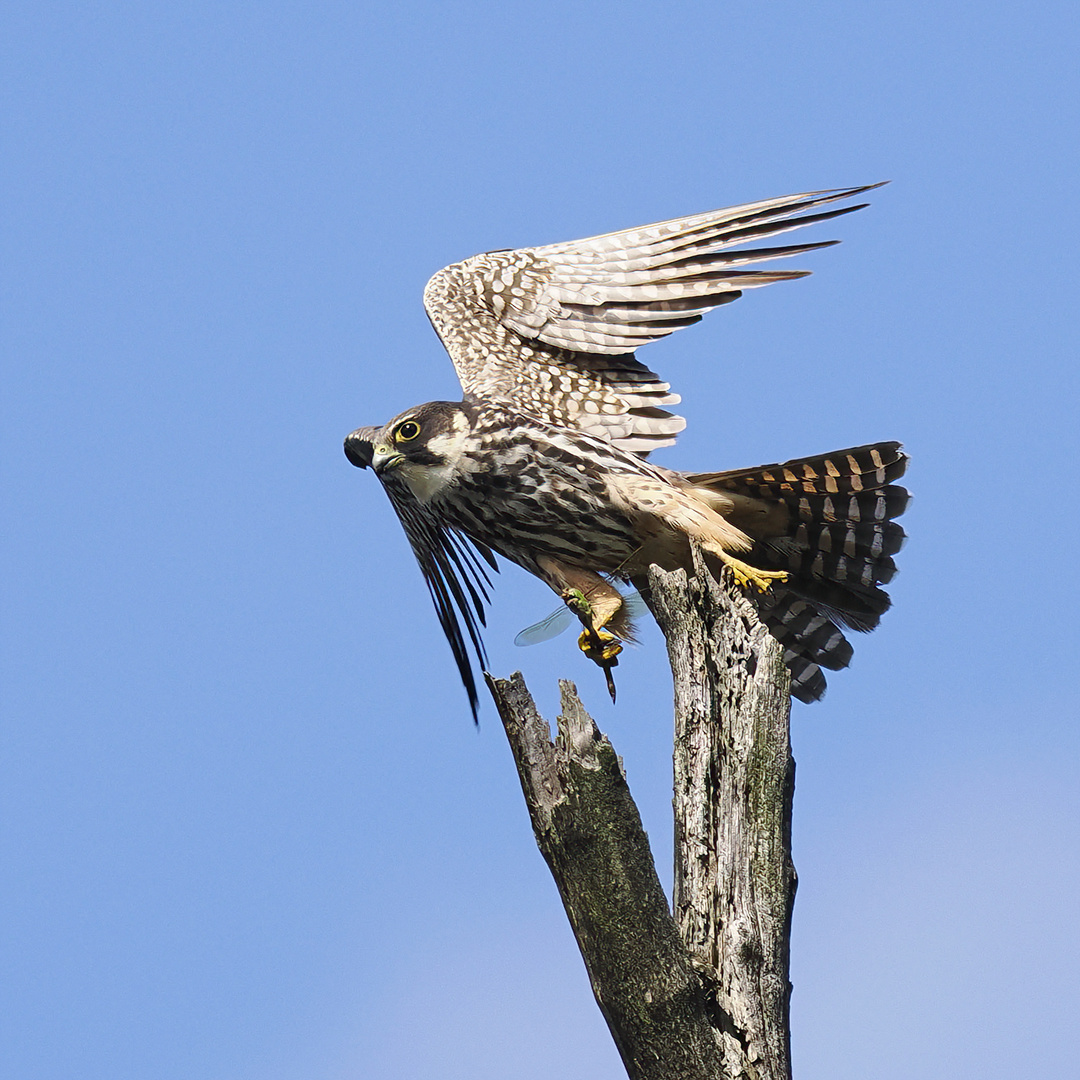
[345,185,909,719]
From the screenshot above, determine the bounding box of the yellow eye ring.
[395,420,421,442]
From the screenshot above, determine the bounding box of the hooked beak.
[344,427,378,469]
[371,445,405,475]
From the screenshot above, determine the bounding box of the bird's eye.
[395,420,421,442]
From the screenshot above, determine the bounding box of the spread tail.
[684,442,910,702]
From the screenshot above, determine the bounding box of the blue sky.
[3,3,1078,1078]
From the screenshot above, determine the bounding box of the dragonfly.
[514,589,647,647]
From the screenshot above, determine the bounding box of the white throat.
[399,426,470,502]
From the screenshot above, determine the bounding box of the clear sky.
[3,3,1078,1078]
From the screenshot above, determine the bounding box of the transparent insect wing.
[514,606,574,647]
[514,589,645,646]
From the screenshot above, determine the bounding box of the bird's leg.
[562,588,623,657]
[536,558,626,702]
[536,557,625,646]
[603,476,787,596]
[708,547,789,593]
[608,477,788,595]
[556,588,618,701]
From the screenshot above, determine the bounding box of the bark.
[643,548,795,1080]
[487,548,796,1080]
[486,674,728,1080]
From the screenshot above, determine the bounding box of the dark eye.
[395,420,421,442]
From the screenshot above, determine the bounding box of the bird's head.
[344,401,472,501]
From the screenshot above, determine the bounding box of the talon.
[560,586,623,702]
[577,628,623,664]
[717,551,788,593]
[577,630,620,703]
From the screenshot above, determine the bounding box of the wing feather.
[424,184,883,453]
[386,480,497,723]
[345,427,497,722]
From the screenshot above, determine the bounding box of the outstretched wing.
[345,427,498,722]
[424,185,883,454]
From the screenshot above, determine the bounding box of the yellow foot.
[717,551,789,593]
[577,628,623,665]
[562,588,622,703]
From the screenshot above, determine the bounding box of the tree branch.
[487,674,727,1080]
[488,547,796,1079]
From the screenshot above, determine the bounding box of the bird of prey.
[345,185,909,719]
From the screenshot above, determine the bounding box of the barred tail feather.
[687,442,910,703]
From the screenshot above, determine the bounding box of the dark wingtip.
[835,181,889,198]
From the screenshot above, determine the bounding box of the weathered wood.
[487,674,728,1080]
[643,548,796,1080]
[488,544,796,1079]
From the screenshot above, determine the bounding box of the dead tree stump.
[487,546,796,1080]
